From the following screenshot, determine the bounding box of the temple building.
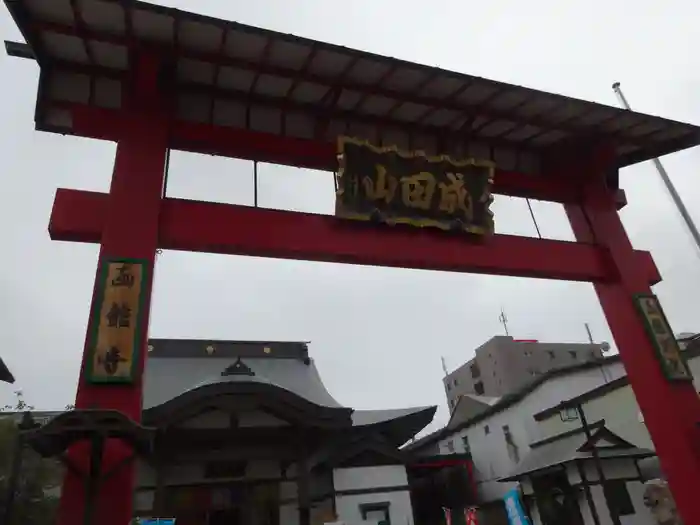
[130,339,463,525]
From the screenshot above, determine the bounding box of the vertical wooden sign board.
[85,258,148,384]
[634,293,693,382]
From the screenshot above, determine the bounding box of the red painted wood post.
[564,144,700,525]
[55,51,168,525]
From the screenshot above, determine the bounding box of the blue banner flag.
[503,488,529,525]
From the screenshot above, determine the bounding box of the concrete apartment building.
[443,336,606,410]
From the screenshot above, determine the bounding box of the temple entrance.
[208,509,239,525]
[532,472,584,525]
[164,483,278,525]
[207,506,252,525]
[6,0,700,524]
[123,340,434,525]
[408,456,477,525]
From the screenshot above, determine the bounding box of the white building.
[407,338,700,525]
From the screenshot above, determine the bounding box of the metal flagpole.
[612,82,700,256]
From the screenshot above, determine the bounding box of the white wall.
[587,482,653,525]
[432,352,700,502]
[523,459,653,525]
[333,466,413,525]
[280,473,335,525]
[436,360,627,501]
[537,353,700,451]
[621,483,655,525]
[537,386,652,449]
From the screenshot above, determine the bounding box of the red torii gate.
[4,0,700,524]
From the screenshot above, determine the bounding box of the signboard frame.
[335,136,496,236]
[633,293,693,383]
[85,257,148,384]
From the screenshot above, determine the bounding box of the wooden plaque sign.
[634,293,693,382]
[86,258,147,384]
[335,136,495,235]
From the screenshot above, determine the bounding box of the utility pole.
[612,82,700,256]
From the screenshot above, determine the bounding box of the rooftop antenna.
[612,82,700,258]
[441,356,449,377]
[498,308,510,336]
[585,323,595,344]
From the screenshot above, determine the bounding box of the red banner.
[465,507,478,525]
[443,507,452,525]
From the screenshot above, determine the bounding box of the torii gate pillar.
[564,145,700,525]
[55,51,168,525]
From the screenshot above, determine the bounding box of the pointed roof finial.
[221,357,255,377]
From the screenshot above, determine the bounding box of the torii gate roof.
[4,0,700,175]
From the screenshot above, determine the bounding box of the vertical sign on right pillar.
[633,293,693,382]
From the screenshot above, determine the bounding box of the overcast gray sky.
[0,0,698,432]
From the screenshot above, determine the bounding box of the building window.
[604,480,635,516]
[470,363,481,378]
[454,378,459,386]
[360,502,391,525]
[461,435,471,455]
[446,383,451,391]
[560,407,579,422]
[204,460,247,479]
[570,350,577,359]
[474,381,485,395]
[484,425,490,435]
[503,425,520,463]
[446,440,455,453]
[548,350,555,359]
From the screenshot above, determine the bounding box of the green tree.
[0,392,62,525]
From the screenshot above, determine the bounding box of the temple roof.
[143,339,435,442]
[0,356,14,383]
[143,339,341,410]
